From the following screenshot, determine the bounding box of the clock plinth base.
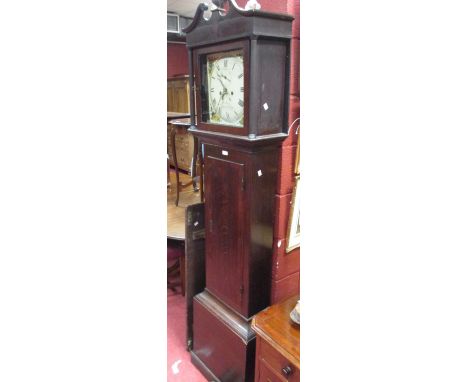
[192,290,256,382]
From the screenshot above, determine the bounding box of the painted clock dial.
[206,50,244,127]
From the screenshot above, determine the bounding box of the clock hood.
[182,0,294,48]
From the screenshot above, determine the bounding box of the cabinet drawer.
[259,339,299,382]
[258,360,284,382]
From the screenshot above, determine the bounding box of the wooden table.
[252,295,300,382]
[168,117,201,206]
[167,207,186,241]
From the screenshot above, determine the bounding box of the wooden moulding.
[189,127,287,151]
[183,1,294,47]
[195,291,255,343]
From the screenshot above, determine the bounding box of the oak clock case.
[183,2,294,381]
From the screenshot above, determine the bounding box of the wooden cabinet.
[257,360,284,382]
[252,295,300,382]
[167,76,194,172]
[167,76,190,113]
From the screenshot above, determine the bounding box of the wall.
[167,43,189,78]
[236,0,300,303]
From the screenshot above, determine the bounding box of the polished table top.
[167,111,190,120]
[167,206,186,241]
[168,117,191,126]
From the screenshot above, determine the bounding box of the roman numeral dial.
[206,50,244,127]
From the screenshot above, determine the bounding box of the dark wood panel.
[202,141,280,318]
[250,39,288,136]
[185,203,206,350]
[246,147,278,316]
[205,155,246,313]
[193,293,256,382]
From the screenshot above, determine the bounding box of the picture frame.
[286,175,301,252]
[294,129,300,175]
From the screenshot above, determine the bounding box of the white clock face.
[206,51,244,127]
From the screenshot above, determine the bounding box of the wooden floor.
[167,171,202,240]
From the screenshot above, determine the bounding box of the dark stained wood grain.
[204,155,246,313]
[192,291,256,382]
[202,142,280,319]
[185,203,206,350]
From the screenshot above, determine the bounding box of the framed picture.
[286,175,301,252]
[294,129,300,175]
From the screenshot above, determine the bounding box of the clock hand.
[216,76,228,90]
[216,77,229,101]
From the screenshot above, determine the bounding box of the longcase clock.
[183,1,293,381]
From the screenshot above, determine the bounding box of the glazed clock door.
[193,39,250,136]
[204,155,246,313]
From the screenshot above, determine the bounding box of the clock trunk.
[203,141,279,319]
